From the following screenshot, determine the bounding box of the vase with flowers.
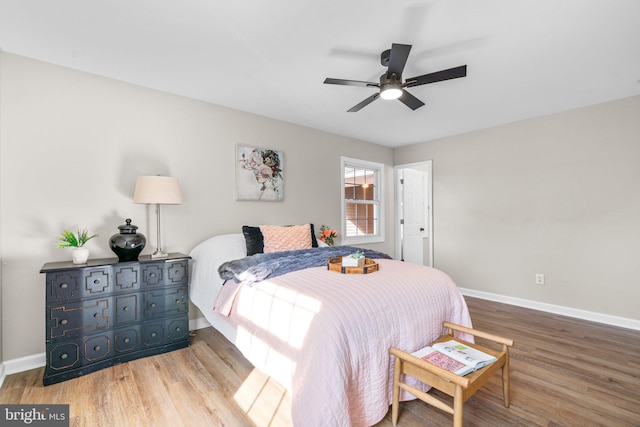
[319,225,338,246]
[57,228,98,264]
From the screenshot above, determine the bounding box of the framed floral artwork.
[236,145,284,201]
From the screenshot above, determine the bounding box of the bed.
[189,232,472,427]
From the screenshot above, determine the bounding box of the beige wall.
[0,52,3,365]
[395,95,640,320]
[0,52,394,361]
[2,49,638,364]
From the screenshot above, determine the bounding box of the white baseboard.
[459,288,640,331]
[3,352,46,376]
[189,316,211,331]
[0,362,5,388]
[2,296,637,387]
[0,320,212,388]
[0,354,46,389]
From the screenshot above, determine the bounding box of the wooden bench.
[390,322,514,427]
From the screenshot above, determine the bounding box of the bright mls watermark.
[0,405,69,426]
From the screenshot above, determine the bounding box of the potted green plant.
[57,228,98,264]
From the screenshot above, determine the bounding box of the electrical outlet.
[535,274,545,285]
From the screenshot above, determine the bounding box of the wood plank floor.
[1,296,639,426]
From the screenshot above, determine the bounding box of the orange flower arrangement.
[319,225,338,246]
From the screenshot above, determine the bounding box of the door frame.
[394,160,433,267]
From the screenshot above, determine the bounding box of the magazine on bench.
[411,339,497,376]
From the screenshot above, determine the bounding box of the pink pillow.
[260,224,312,253]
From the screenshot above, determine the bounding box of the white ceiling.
[1,0,639,147]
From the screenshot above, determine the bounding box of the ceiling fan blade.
[347,93,380,112]
[324,78,379,87]
[405,65,467,87]
[387,43,412,79]
[398,90,425,110]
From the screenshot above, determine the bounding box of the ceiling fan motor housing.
[380,49,391,66]
[379,73,395,85]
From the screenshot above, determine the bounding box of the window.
[341,157,384,244]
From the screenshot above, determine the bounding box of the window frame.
[341,156,385,245]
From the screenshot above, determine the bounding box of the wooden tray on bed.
[327,257,379,274]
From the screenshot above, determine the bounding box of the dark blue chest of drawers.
[40,253,190,385]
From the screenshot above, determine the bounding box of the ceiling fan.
[324,43,467,112]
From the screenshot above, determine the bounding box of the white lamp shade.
[133,176,183,205]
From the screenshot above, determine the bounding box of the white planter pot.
[72,247,90,264]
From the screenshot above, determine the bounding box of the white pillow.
[189,234,247,314]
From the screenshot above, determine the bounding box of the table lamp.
[133,175,183,259]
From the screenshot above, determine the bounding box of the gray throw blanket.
[218,246,392,285]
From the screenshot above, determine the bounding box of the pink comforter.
[214,258,472,426]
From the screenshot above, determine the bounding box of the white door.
[402,168,427,265]
[395,161,433,267]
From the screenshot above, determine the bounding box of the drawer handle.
[175,327,181,332]
[60,283,68,289]
[123,338,130,343]
[150,303,157,308]
[94,345,101,351]
[174,269,180,274]
[93,313,99,318]
[60,353,68,360]
[151,332,157,337]
[60,319,68,325]
[150,273,156,278]
[94,279,100,285]
[175,299,180,304]
[123,306,129,312]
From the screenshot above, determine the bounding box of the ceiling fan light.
[380,85,402,100]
